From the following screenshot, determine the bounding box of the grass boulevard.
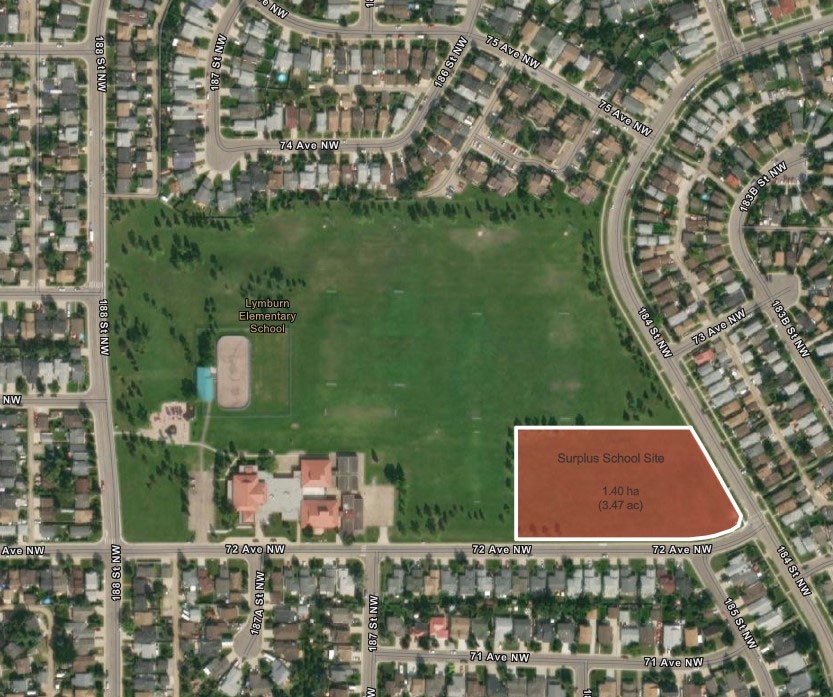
[108,186,680,542]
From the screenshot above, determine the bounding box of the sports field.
[108,190,681,540]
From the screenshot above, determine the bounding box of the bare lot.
[188,470,214,542]
[217,336,251,409]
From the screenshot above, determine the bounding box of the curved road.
[202,0,600,172]
[603,12,833,687]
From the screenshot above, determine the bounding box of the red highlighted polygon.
[515,426,742,541]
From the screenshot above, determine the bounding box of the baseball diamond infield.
[515,426,742,541]
[217,336,251,409]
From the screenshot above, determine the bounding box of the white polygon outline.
[514,425,744,542]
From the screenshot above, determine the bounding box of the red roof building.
[693,348,716,366]
[429,616,449,640]
[300,497,340,531]
[725,174,741,190]
[779,0,796,15]
[301,456,335,490]
[230,466,267,525]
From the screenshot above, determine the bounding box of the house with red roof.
[301,456,335,492]
[300,497,340,533]
[429,616,449,640]
[229,465,267,525]
[693,348,716,366]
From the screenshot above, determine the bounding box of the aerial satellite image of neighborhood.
[6,0,833,693]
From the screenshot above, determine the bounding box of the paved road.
[202,0,600,173]
[232,554,265,659]
[0,0,123,688]
[602,11,833,688]
[362,550,380,694]
[41,523,768,557]
[727,183,833,416]
[375,643,751,669]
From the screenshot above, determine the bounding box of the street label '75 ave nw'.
[598,98,652,137]
[483,35,540,69]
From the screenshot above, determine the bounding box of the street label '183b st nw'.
[739,160,787,212]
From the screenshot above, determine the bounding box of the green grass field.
[115,436,197,542]
[108,189,681,540]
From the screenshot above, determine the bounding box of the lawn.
[115,436,196,542]
[108,188,681,541]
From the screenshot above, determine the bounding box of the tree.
[51,627,77,663]
[180,378,197,398]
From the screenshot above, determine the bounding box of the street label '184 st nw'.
[637,307,672,358]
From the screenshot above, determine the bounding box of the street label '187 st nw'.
[367,593,378,651]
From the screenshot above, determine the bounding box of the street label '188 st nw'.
[95,36,107,92]
[110,544,122,602]
[99,299,109,356]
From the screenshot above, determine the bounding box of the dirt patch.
[217,336,251,409]
[139,401,191,444]
[447,225,518,252]
[360,483,395,527]
[549,379,581,393]
[188,470,214,542]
